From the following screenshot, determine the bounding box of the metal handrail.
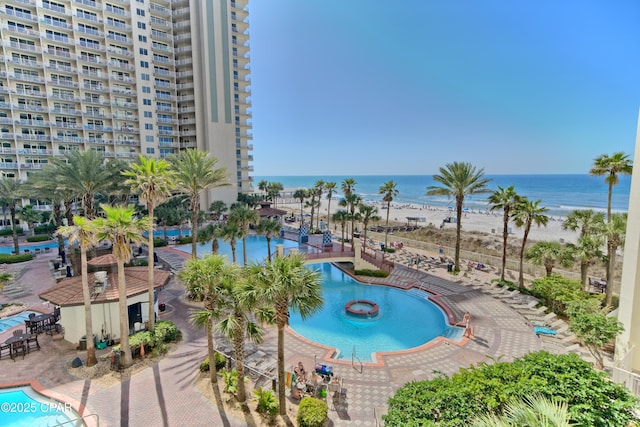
[351,346,363,374]
[54,413,99,426]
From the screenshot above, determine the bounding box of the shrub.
[26,234,53,243]
[34,224,57,234]
[199,352,227,372]
[382,247,396,253]
[297,397,328,427]
[178,236,193,244]
[529,275,600,316]
[0,227,23,236]
[354,269,390,278]
[0,253,33,264]
[253,386,278,417]
[153,238,168,248]
[154,320,178,342]
[128,258,148,267]
[113,321,179,357]
[383,351,638,427]
[221,369,239,394]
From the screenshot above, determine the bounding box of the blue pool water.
[145,228,191,238]
[174,235,300,263]
[0,386,82,426]
[0,242,60,255]
[0,311,39,334]
[288,263,463,362]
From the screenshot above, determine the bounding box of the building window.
[143,99,151,105]
[138,35,147,42]
[146,147,155,154]
[136,8,145,16]
[141,73,150,81]
[146,135,154,142]
[140,61,149,68]
[145,123,153,130]
[137,22,146,30]
[144,111,152,117]
[142,86,151,93]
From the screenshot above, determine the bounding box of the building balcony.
[50,108,82,115]
[40,18,72,30]
[106,34,132,44]
[0,162,18,170]
[16,134,51,142]
[80,70,108,79]
[3,24,40,38]
[6,58,40,68]
[78,56,105,65]
[0,133,15,139]
[46,63,77,73]
[14,119,47,127]
[53,136,83,143]
[76,26,104,38]
[107,47,133,58]
[5,40,40,53]
[104,5,130,18]
[108,61,135,70]
[151,30,171,41]
[149,3,171,16]
[150,17,171,28]
[3,8,38,23]
[18,149,53,156]
[13,104,46,112]
[75,12,102,24]
[53,122,82,129]
[75,0,101,11]
[115,140,140,147]
[48,79,79,88]
[0,147,16,154]
[20,163,46,170]
[13,89,46,98]
[77,41,104,52]
[43,48,73,59]
[41,2,67,15]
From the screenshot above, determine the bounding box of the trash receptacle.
[79,334,96,351]
[447,263,453,272]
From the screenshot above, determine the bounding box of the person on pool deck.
[294,361,307,382]
[461,312,474,339]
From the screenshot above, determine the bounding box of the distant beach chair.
[534,327,557,336]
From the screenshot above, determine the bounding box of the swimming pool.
[288,263,463,362]
[0,386,83,426]
[174,235,301,262]
[0,241,60,255]
[0,311,39,334]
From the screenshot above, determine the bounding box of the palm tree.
[324,181,337,231]
[197,223,220,254]
[488,186,519,281]
[339,193,362,244]
[19,205,42,237]
[256,219,282,262]
[379,180,398,259]
[602,213,627,306]
[590,152,633,222]
[179,254,226,385]
[228,204,259,266]
[358,204,380,252]
[266,182,283,207]
[93,204,150,368]
[244,253,323,415]
[170,149,230,258]
[427,162,491,272]
[58,215,99,366]
[526,241,573,276]
[332,210,349,251]
[52,150,112,219]
[563,210,605,287]
[209,200,227,221]
[219,221,241,264]
[473,394,573,427]
[513,198,549,287]
[312,180,324,230]
[293,189,308,226]
[123,155,174,332]
[0,177,26,255]
[215,263,269,403]
[155,204,177,242]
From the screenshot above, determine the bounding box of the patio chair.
[0,343,11,360]
[534,327,557,336]
[10,340,26,361]
[26,334,40,353]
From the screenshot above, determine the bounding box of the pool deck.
[0,239,586,426]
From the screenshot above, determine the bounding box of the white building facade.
[0,0,253,206]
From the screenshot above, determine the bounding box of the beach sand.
[277,199,578,244]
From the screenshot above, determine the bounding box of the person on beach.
[416,256,422,266]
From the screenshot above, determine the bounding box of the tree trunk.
[242,237,248,267]
[11,206,18,255]
[383,202,390,260]
[277,323,286,415]
[605,244,615,306]
[81,248,97,366]
[234,316,247,403]
[454,198,463,272]
[191,196,198,258]
[327,197,332,231]
[266,237,272,262]
[518,224,530,288]
[501,210,508,282]
[208,318,217,384]
[118,260,132,367]
[580,261,588,290]
[231,240,237,264]
[147,206,156,332]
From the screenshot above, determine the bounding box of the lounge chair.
[534,327,557,336]
[530,320,548,327]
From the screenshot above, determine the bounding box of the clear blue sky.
[248,1,639,176]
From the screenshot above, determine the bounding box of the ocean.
[254,174,631,217]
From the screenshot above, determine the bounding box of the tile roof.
[39,267,171,307]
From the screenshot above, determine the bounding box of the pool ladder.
[352,346,363,373]
[55,413,99,426]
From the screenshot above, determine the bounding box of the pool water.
[288,263,463,362]
[0,311,39,334]
[175,235,300,263]
[0,386,83,426]
[0,242,60,255]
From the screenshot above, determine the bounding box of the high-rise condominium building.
[0,0,253,206]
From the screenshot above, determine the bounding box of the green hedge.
[34,224,57,234]
[26,234,53,243]
[354,269,390,278]
[0,254,33,264]
[153,238,168,247]
[177,236,193,244]
[0,228,23,237]
[529,275,601,317]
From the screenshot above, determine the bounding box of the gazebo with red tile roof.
[39,267,171,346]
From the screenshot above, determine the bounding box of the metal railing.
[612,345,640,398]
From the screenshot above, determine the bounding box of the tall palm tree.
[256,219,282,262]
[293,189,308,226]
[488,186,519,282]
[179,254,226,385]
[215,263,269,403]
[427,162,491,272]
[590,152,633,222]
[332,210,349,251]
[93,204,150,368]
[19,205,42,237]
[379,180,398,259]
[170,149,230,258]
[266,182,283,207]
[563,210,605,287]
[228,204,259,266]
[58,215,99,366]
[312,180,324,230]
[358,204,380,252]
[219,221,241,264]
[197,223,220,254]
[53,150,112,219]
[513,197,549,287]
[473,394,573,427]
[602,213,627,306]
[0,177,26,255]
[339,193,362,244]
[324,181,337,231]
[123,156,175,332]
[209,200,227,221]
[244,253,323,415]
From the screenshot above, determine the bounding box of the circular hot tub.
[345,299,379,317]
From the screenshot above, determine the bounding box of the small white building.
[39,265,171,345]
